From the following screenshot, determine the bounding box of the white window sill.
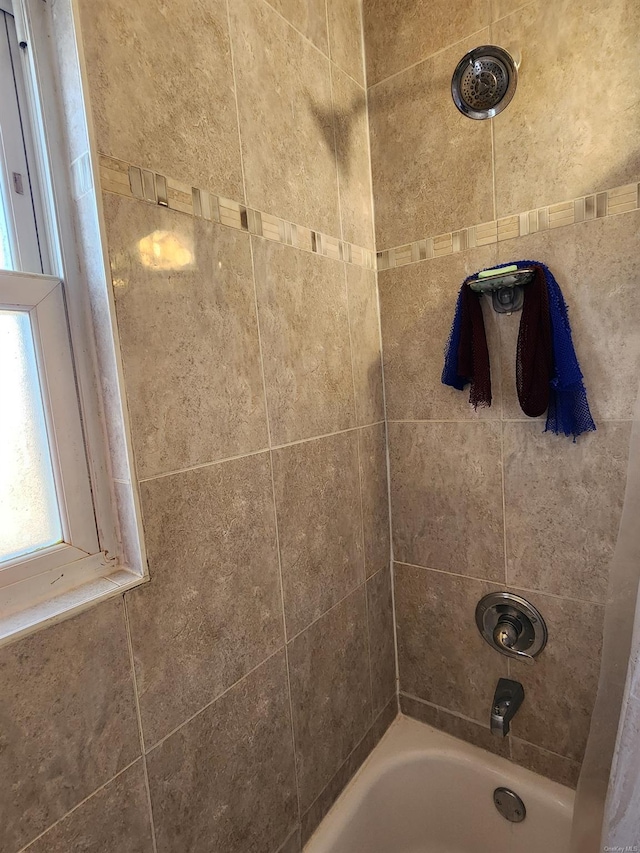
[0,565,147,648]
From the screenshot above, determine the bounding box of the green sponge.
[478,265,518,278]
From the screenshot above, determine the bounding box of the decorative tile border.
[376,182,640,271]
[99,155,376,270]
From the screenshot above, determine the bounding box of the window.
[0,0,143,635]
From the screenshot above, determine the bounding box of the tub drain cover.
[493,787,526,823]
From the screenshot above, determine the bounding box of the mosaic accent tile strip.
[98,154,376,271]
[376,182,640,271]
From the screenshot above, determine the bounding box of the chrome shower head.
[451,45,518,120]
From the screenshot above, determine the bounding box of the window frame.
[0,269,105,606]
[0,0,147,641]
[0,5,44,273]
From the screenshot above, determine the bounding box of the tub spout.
[491,678,524,737]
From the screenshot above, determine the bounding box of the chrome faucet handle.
[509,648,536,666]
[476,592,548,663]
[493,618,536,666]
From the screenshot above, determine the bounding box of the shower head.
[451,45,518,120]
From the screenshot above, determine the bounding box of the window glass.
[0,309,62,562]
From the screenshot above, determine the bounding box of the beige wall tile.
[0,599,140,853]
[399,694,510,758]
[288,588,372,811]
[78,0,243,199]
[252,239,355,444]
[358,423,391,577]
[367,568,397,714]
[332,68,375,249]
[127,453,284,746]
[278,829,302,853]
[347,266,384,425]
[508,589,604,761]
[104,195,267,479]
[379,246,500,420]
[24,763,154,853]
[363,0,490,86]
[327,0,365,85]
[147,653,297,853]
[511,739,581,789]
[229,0,340,235]
[273,432,364,637]
[491,0,533,20]
[395,564,508,719]
[497,213,640,421]
[369,32,494,248]
[300,697,396,845]
[504,422,630,603]
[264,0,329,52]
[493,0,640,216]
[389,422,505,581]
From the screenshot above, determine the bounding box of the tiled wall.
[0,2,396,852]
[364,0,640,787]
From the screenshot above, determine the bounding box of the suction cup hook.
[492,285,524,314]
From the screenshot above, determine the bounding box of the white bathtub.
[304,715,574,853]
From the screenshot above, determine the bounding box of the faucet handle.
[493,617,536,665]
[476,592,548,663]
[510,648,536,666]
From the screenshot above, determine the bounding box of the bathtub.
[304,715,574,853]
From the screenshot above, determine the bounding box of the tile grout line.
[366,23,492,91]
[15,757,144,853]
[344,260,376,721]
[323,0,332,63]
[394,560,608,609]
[327,49,345,246]
[300,696,396,830]
[400,690,495,729]
[374,271,401,707]
[359,0,401,713]
[490,116,497,222]
[258,324,305,830]
[286,576,370,646]
[138,421,387,483]
[500,422,509,588]
[225,0,249,207]
[269,443,304,832]
[123,596,158,853]
[143,646,285,756]
[492,0,538,25]
[243,163,304,833]
[259,0,365,91]
[401,690,580,765]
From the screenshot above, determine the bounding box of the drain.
[493,787,526,823]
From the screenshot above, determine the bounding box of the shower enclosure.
[1,0,639,851]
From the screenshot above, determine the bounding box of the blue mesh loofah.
[441,287,467,391]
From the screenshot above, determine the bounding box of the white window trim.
[1,270,102,597]
[0,0,148,646]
